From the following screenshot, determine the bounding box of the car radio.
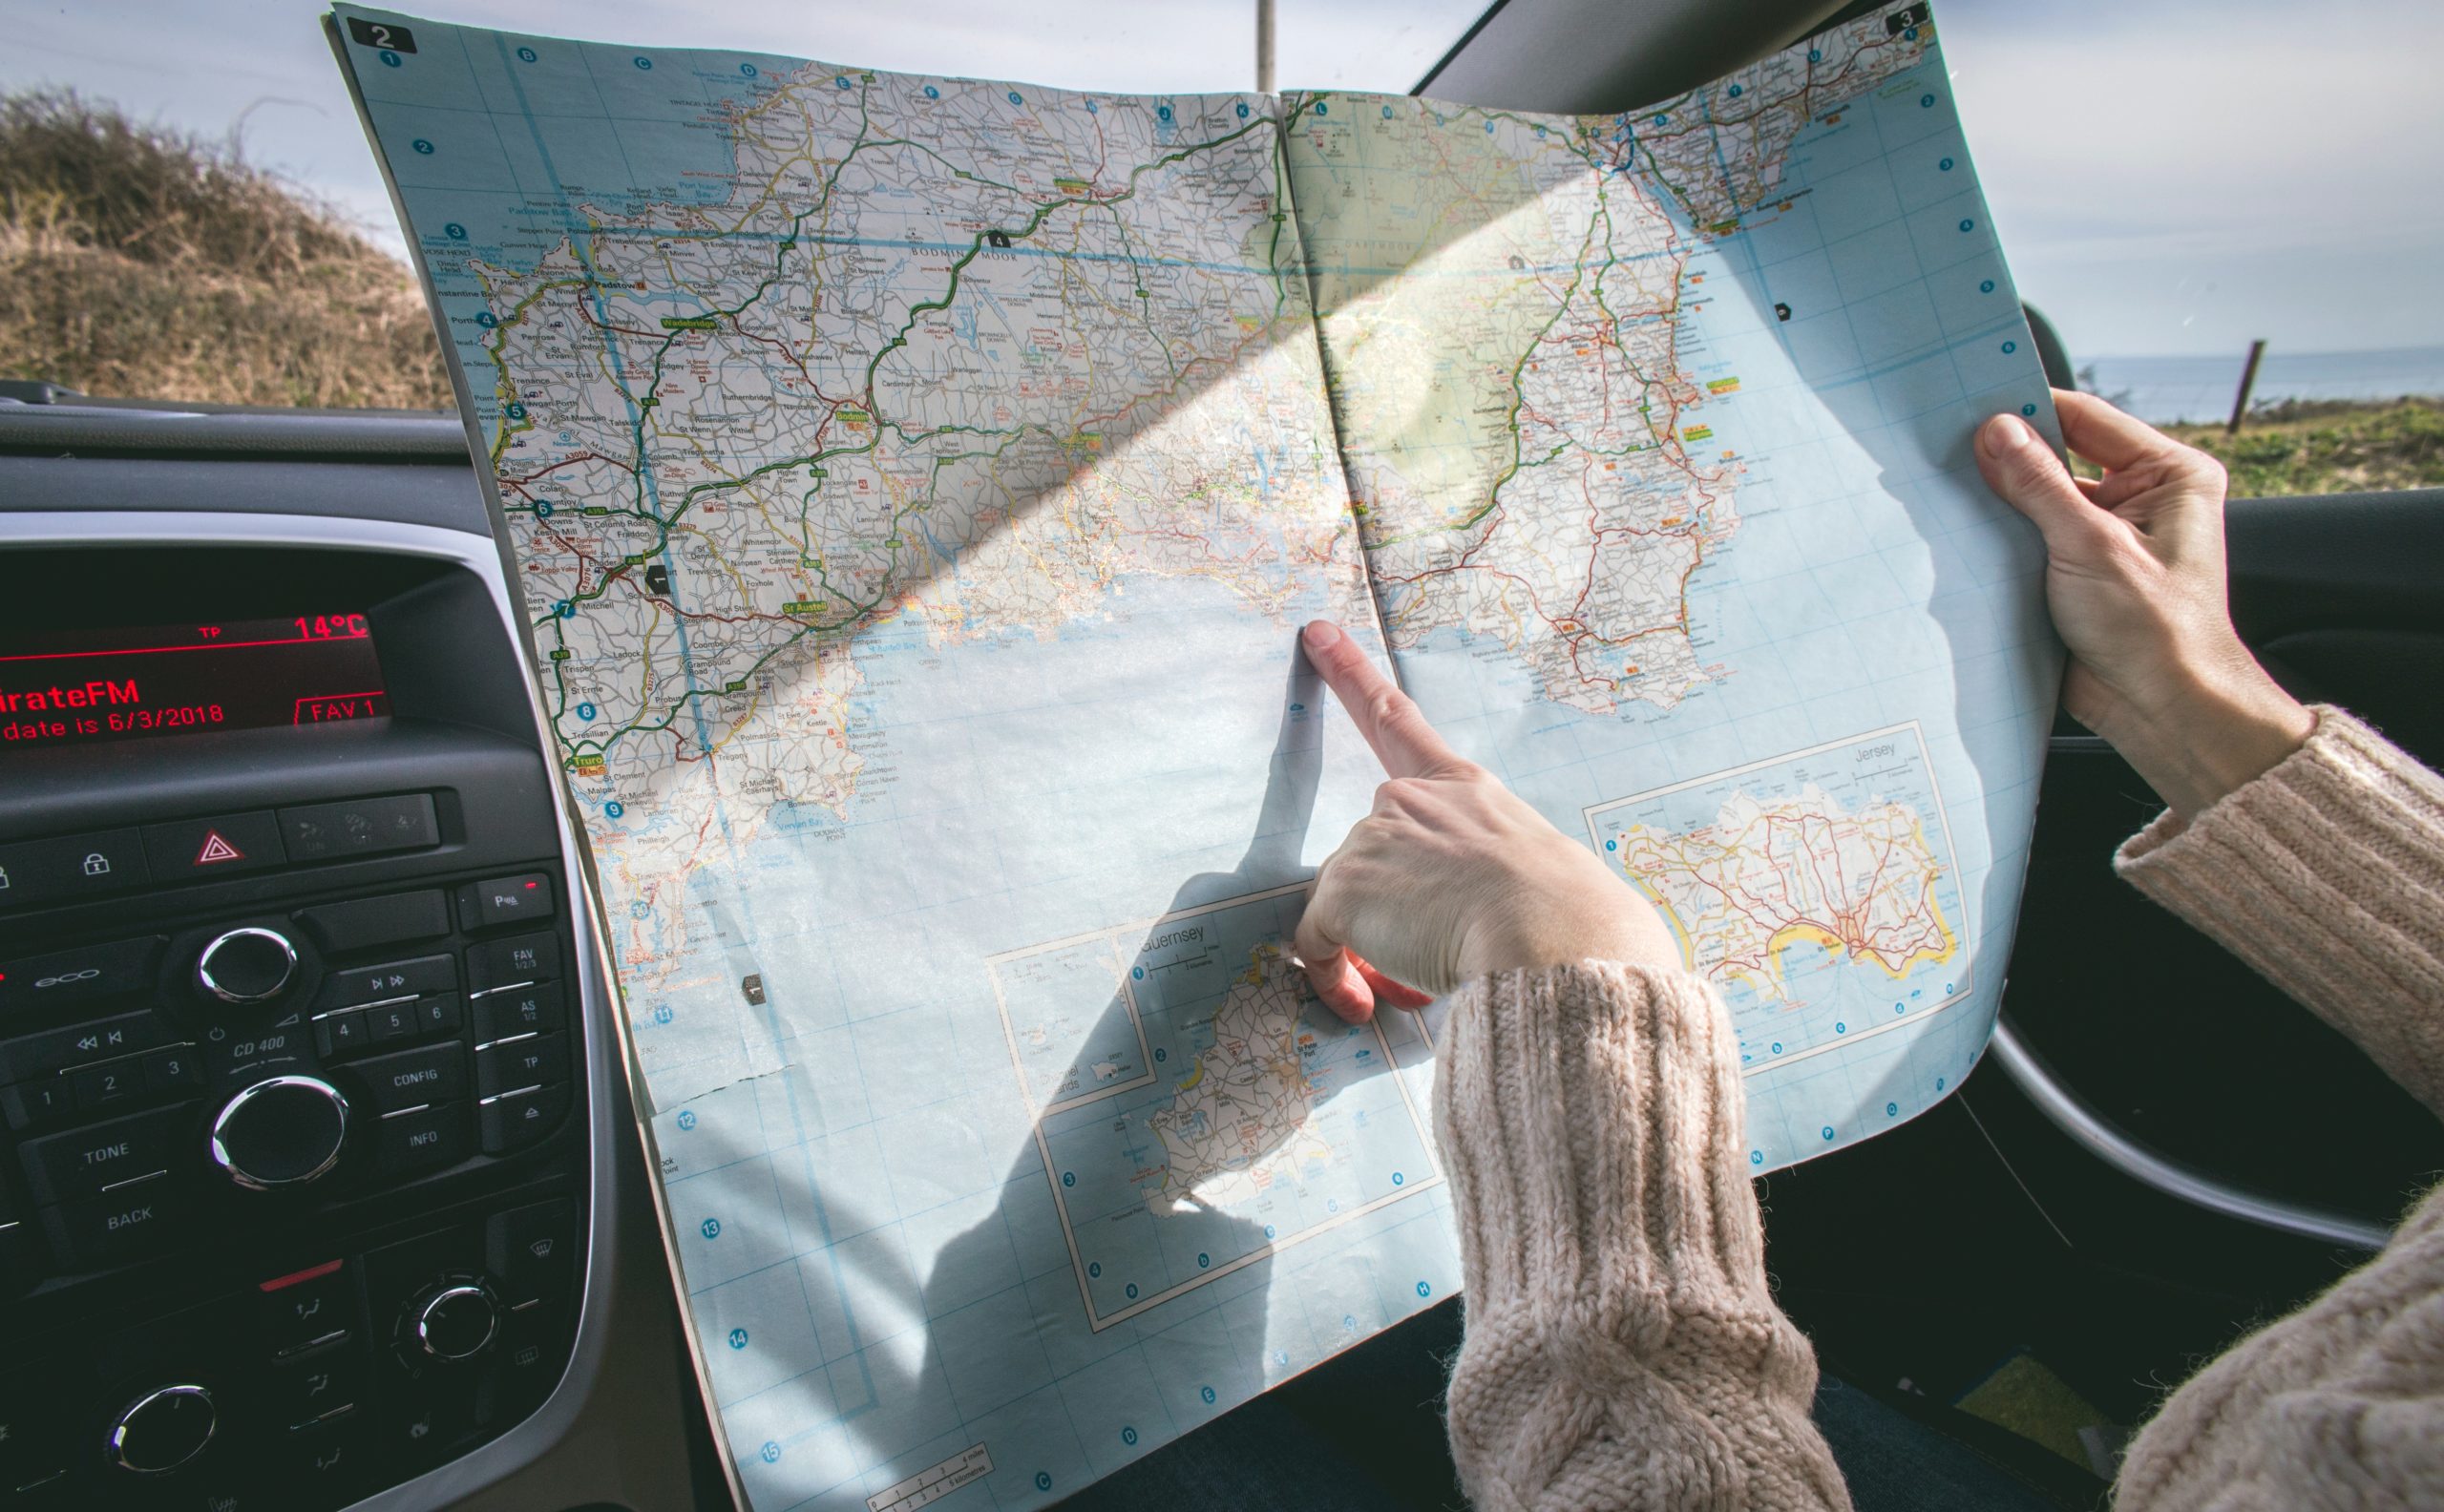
[0,542,606,1509]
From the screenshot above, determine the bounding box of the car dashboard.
[0,403,713,1511]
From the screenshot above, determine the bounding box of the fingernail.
[1302,620,1342,649]
[1981,413,2037,455]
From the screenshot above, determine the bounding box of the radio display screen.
[0,614,388,750]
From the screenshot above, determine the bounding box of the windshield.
[5,0,2442,497]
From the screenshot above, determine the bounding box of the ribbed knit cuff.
[1435,960,1773,1321]
[2117,706,2444,1114]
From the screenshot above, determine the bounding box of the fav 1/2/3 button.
[138,811,285,880]
[468,933,558,992]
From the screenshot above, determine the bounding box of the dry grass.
[2165,398,2444,497]
[0,90,450,410]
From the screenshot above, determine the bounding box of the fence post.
[2226,339,2266,434]
[1255,0,1275,93]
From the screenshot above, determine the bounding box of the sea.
[2080,344,2444,425]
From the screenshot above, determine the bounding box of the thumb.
[1976,412,2109,556]
[1293,883,1374,1023]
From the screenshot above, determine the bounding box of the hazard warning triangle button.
[142,813,282,878]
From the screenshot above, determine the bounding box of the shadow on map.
[698,646,1412,1501]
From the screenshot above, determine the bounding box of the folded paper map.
[334,2,2058,1503]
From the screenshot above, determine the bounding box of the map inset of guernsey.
[1585,723,1970,1071]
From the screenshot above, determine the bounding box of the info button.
[140,811,285,881]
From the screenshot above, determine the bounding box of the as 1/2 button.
[473,982,562,1041]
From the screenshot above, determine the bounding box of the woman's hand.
[1291,620,1680,1022]
[1977,389,2313,820]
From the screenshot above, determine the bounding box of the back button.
[41,1179,195,1270]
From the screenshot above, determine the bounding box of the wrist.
[1454,895,1680,982]
[2095,657,2312,821]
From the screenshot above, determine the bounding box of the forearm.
[2117,706,2444,1117]
[1435,962,1850,1512]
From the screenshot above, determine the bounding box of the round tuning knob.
[196,927,298,1004]
[208,1076,348,1191]
[106,1383,216,1476]
[409,1279,500,1363]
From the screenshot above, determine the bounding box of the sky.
[4,0,2439,361]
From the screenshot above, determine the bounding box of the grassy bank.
[0,91,449,410]
[2160,398,2444,498]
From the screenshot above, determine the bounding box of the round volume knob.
[196,927,298,1003]
[106,1383,216,1476]
[411,1281,499,1362]
[208,1075,348,1191]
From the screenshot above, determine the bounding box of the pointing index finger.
[1300,620,1463,779]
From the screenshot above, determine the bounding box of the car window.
[7,0,2440,503]
[1941,0,2444,496]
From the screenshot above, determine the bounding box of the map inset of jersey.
[1586,723,1970,1070]
[988,883,1440,1331]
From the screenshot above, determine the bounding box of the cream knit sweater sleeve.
[2105,706,2444,1509]
[1434,960,1850,1511]
[1429,707,2444,1512]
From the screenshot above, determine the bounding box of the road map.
[336,1,2059,1503]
